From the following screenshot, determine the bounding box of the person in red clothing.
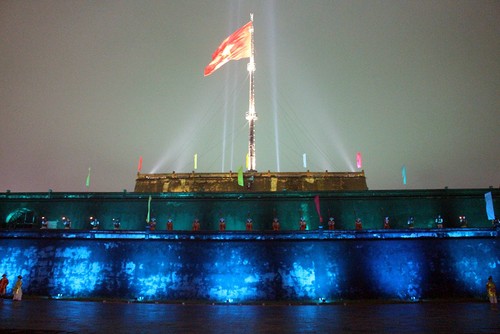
[0,274,9,296]
[299,217,307,231]
[272,217,280,231]
[219,218,226,231]
[383,216,391,229]
[148,217,157,231]
[192,218,200,231]
[355,218,362,230]
[327,217,335,230]
[245,218,253,231]
[166,218,173,231]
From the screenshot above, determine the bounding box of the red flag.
[314,195,323,223]
[204,21,252,76]
[137,156,143,173]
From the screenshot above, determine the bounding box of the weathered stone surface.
[134,171,368,192]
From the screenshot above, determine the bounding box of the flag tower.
[245,14,257,171]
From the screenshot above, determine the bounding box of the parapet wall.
[0,189,497,231]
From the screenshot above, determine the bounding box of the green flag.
[237,166,244,187]
[85,167,91,188]
[146,195,152,222]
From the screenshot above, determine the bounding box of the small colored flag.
[85,168,91,188]
[194,154,198,170]
[485,192,495,220]
[204,21,253,76]
[356,152,362,169]
[137,156,143,173]
[303,153,307,169]
[401,165,407,185]
[246,153,250,170]
[237,166,244,187]
[146,195,152,222]
[314,195,323,223]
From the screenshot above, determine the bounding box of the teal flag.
[237,166,244,187]
[485,192,495,220]
[401,165,407,185]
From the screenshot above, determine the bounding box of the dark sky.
[1,0,499,192]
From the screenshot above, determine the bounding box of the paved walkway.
[0,299,499,333]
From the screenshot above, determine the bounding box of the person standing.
[219,218,226,231]
[299,217,307,231]
[355,218,363,230]
[272,217,280,231]
[0,274,9,296]
[327,217,335,230]
[486,276,497,310]
[166,218,173,231]
[245,218,253,231]
[383,217,391,229]
[192,218,200,231]
[12,275,22,301]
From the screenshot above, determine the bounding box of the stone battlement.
[134,170,368,192]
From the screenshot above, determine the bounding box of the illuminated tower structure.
[134,15,368,192]
[246,14,257,172]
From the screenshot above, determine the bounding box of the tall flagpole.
[246,13,257,171]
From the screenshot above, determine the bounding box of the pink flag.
[356,152,362,169]
[314,195,323,223]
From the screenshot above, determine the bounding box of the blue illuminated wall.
[0,230,498,302]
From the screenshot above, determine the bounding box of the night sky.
[1,0,498,192]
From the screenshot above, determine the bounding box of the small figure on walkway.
[355,218,362,230]
[40,216,48,229]
[192,218,200,231]
[166,218,173,231]
[0,274,9,296]
[112,217,121,230]
[219,218,226,231]
[299,217,307,231]
[407,216,415,229]
[435,214,444,228]
[272,217,280,231]
[383,216,391,229]
[12,275,22,301]
[62,216,72,229]
[327,217,335,230]
[486,276,497,310]
[89,216,100,230]
[148,217,157,231]
[459,216,468,228]
[245,217,253,231]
